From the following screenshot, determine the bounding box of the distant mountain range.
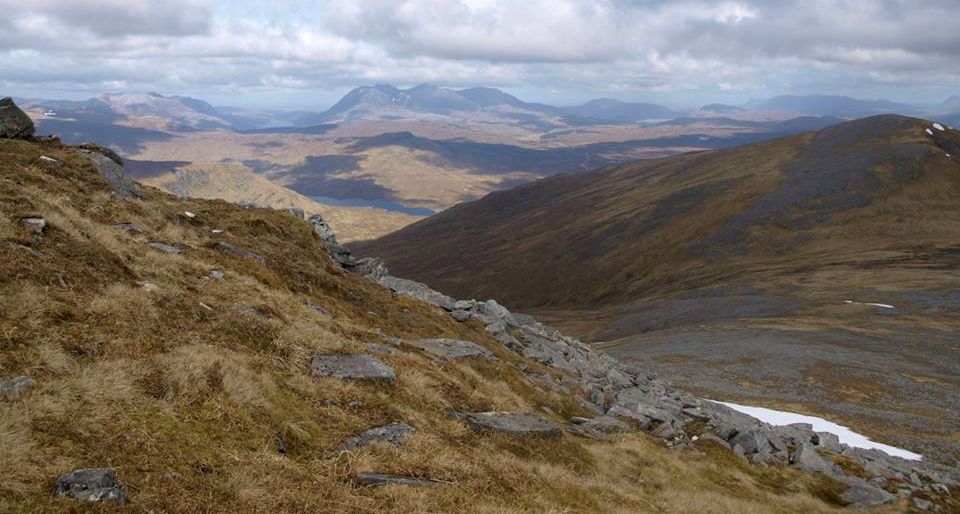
[18,87,958,133]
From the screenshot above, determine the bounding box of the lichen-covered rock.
[0,97,34,139]
[214,242,265,265]
[310,354,396,384]
[355,257,389,280]
[839,476,896,507]
[356,473,440,487]
[462,412,562,437]
[148,241,183,254]
[340,422,415,450]
[56,468,125,503]
[378,276,456,310]
[412,338,493,360]
[0,375,37,401]
[75,144,142,199]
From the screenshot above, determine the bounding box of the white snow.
[933,123,945,131]
[183,211,196,218]
[710,400,923,460]
[211,229,223,234]
[925,128,934,136]
[844,300,895,309]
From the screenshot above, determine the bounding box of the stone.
[356,473,440,487]
[340,422,415,450]
[115,223,143,234]
[20,217,46,235]
[210,270,224,281]
[411,338,493,360]
[309,214,356,268]
[791,442,836,474]
[462,412,562,437]
[281,207,304,219]
[569,415,633,439]
[813,431,843,453]
[451,310,473,322]
[308,214,338,244]
[310,354,396,385]
[0,375,37,401]
[148,241,183,254]
[0,97,34,139]
[696,433,731,449]
[305,302,332,317]
[378,276,457,310]
[912,497,935,511]
[729,429,772,456]
[55,468,125,503]
[839,477,896,507]
[75,144,142,199]
[214,242,265,265]
[355,257,389,280]
[478,300,511,321]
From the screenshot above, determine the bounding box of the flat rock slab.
[56,468,125,503]
[340,422,415,450]
[463,412,562,437]
[412,338,494,360]
[0,375,37,401]
[148,241,183,254]
[378,276,456,310]
[839,477,896,507]
[214,242,265,265]
[310,354,396,385]
[356,473,440,487]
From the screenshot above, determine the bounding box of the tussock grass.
[0,138,875,513]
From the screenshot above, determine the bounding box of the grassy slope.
[0,138,871,513]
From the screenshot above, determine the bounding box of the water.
[710,400,922,461]
[309,196,435,216]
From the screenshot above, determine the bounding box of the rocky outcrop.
[410,338,494,360]
[343,255,957,509]
[73,143,142,199]
[0,98,34,139]
[56,468,125,503]
[213,242,265,265]
[148,241,183,254]
[310,354,396,384]
[309,214,355,268]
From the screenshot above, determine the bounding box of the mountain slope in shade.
[353,115,960,462]
[560,98,684,123]
[746,95,917,117]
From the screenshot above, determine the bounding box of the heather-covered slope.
[0,135,911,513]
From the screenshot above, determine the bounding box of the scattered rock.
[115,223,143,234]
[0,97,34,139]
[214,242,265,265]
[378,276,457,310]
[74,144,141,199]
[462,412,562,437]
[309,214,356,268]
[210,270,224,281]
[912,497,936,511]
[791,442,836,474]
[411,338,493,360]
[234,305,269,319]
[355,257,389,280]
[813,431,843,453]
[20,217,46,235]
[38,155,61,166]
[148,241,183,254]
[55,468,125,503]
[281,207,304,219]
[696,433,731,449]
[356,473,440,487]
[305,302,332,317]
[310,354,396,385]
[839,476,896,507]
[0,375,37,401]
[340,422,415,450]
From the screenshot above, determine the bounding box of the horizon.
[2,1,958,110]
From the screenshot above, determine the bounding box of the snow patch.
[925,128,934,136]
[933,123,945,131]
[711,400,923,461]
[844,300,895,309]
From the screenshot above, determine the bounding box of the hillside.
[3,101,957,512]
[353,115,960,464]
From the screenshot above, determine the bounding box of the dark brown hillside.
[353,115,960,463]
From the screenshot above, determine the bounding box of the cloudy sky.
[1,0,958,109]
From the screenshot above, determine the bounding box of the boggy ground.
[0,137,890,513]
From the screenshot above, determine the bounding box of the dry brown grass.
[0,138,886,513]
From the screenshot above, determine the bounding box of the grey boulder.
[0,375,37,401]
[412,338,493,360]
[378,276,456,311]
[0,97,34,139]
[356,473,440,487]
[462,412,562,437]
[340,422,415,450]
[148,241,183,254]
[214,242,266,265]
[310,354,396,385]
[75,144,141,199]
[839,476,896,507]
[56,468,125,503]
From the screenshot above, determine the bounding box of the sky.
[1,0,958,110]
